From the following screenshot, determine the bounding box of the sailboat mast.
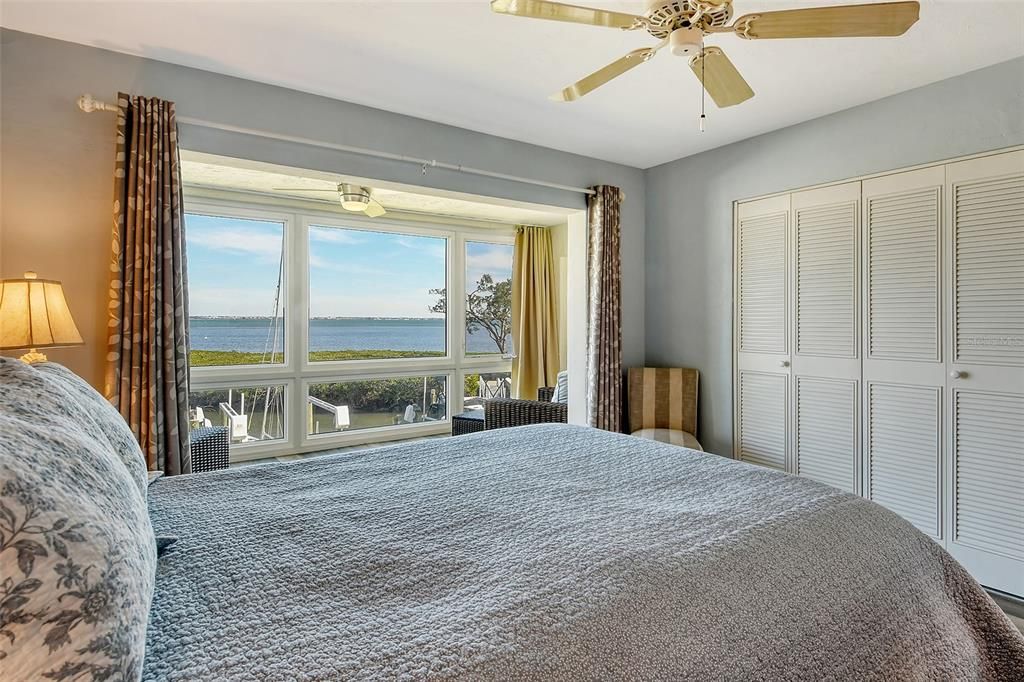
[260,248,285,439]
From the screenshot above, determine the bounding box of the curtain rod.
[77,94,597,196]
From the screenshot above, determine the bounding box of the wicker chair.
[189,426,230,472]
[484,387,567,430]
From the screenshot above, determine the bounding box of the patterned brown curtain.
[586,185,623,432]
[104,93,191,475]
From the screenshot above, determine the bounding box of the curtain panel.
[511,225,561,399]
[586,185,624,432]
[104,92,191,475]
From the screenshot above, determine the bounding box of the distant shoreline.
[190,316,442,321]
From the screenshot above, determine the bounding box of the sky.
[185,213,513,318]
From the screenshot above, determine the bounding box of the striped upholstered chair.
[627,367,702,451]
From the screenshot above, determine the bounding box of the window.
[188,384,286,444]
[185,199,513,462]
[308,226,447,362]
[307,375,447,435]
[463,371,512,410]
[465,241,514,357]
[185,212,286,367]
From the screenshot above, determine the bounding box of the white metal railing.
[307,395,351,433]
[218,401,250,441]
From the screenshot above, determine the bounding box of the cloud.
[466,243,513,285]
[308,253,390,277]
[188,228,283,262]
[189,286,281,317]
[396,237,446,261]
[467,245,513,274]
[309,227,365,245]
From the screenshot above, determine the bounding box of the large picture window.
[308,225,447,362]
[185,200,513,462]
[185,212,286,367]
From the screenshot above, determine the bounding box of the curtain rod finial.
[77,94,117,113]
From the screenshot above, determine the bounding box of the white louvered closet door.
[790,183,861,491]
[861,166,946,540]
[734,194,791,471]
[944,150,1024,596]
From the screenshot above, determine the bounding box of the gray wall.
[645,57,1024,456]
[0,29,644,387]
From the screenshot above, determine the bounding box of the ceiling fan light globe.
[338,183,372,211]
[341,198,368,211]
[669,26,702,57]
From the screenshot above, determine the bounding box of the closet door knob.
[779,360,790,368]
[950,370,966,379]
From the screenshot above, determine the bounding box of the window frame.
[184,195,514,461]
[185,203,294,381]
[186,377,294,460]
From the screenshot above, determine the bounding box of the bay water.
[189,317,504,354]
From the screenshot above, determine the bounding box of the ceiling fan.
[490,0,920,108]
[271,183,387,217]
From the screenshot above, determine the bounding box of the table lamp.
[0,272,84,363]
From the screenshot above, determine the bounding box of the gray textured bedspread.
[144,424,1024,680]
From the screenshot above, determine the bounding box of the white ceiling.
[181,151,573,226]
[3,1,1023,168]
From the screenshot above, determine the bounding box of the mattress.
[144,424,1024,680]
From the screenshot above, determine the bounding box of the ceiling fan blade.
[690,47,753,108]
[552,46,660,102]
[730,1,919,39]
[364,200,387,218]
[490,0,644,30]
[271,187,339,192]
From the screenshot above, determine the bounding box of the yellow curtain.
[512,225,561,399]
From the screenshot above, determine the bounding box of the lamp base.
[19,349,48,364]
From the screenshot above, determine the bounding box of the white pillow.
[551,370,569,404]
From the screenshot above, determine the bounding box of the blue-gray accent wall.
[644,57,1024,456]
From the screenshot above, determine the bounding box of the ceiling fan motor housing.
[644,0,734,39]
[338,183,371,211]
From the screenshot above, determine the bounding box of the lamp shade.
[0,272,84,350]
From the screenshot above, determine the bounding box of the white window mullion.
[291,214,310,450]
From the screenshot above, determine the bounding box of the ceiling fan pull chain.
[699,40,706,133]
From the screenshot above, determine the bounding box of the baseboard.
[987,589,1024,619]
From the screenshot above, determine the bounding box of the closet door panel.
[795,377,857,492]
[737,370,788,470]
[945,150,1024,596]
[734,195,791,464]
[950,389,1023,595]
[795,201,858,359]
[950,157,1024,369]
[862,166,946,539]
[865,382,941,539]
[791,183,860,482]
[737,195,790,364]
[867,189,941,362]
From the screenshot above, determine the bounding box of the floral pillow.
[0,358,155,681]
[33,362,149,499]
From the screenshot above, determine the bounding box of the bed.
[145,425,1024,680]
[2,358,1022,680]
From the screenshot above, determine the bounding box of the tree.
[430,274,512,355]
